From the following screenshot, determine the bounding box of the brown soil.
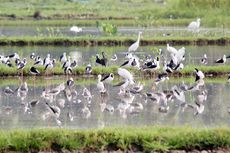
[0,38,230,46]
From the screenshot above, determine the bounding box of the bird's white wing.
[175,47,185,63]
[188,21,197,29]
[128,42,138,52]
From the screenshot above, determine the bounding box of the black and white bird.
[163,61,173,73]
[8,53,20,60]
[64,66,73,74]
[85,64,92,74]
[43,54,51,66]
[95,52,107,67]
[70,60,77,68]
[44,59,56,71]
[200,54,208,65]
[101,73,114,83]
[62,56,71,69]
[142,57,160,71]
[34,56,43,65]
[215,55,226,64]
[194,68,205,81]
[30,67,40,75]
[60,52,67,63]
[17,58,27,70]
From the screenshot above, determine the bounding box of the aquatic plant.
[96,21,117,36]
[0,127,230,152]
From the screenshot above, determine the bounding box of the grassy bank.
[1,64,230,77]
[1,0,230,28]
[0,127,230,152]
[0,36,230,46]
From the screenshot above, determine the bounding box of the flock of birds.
[1,29,230,127]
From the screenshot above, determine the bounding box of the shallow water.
[0,26,229,37]
[0,76,229,129]
[0,45,230,66]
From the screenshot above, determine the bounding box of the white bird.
[167,44,177,56]
[118,68,134,84]
[188,18,201,33]
[128,31,142,52]
[97,75,106,93]
[70,26,82,33]
[175,47,185,63]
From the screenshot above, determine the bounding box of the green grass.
[0,0,230,27]
[0,63,230,77]
[0,127,230,152]
[0,36,230,46]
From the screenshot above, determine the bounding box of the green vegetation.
[0,36,230,46]
[0,64,230,77]
[0,127,229,152]
[0,0,230,27]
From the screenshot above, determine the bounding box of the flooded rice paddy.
[0,45,230,66]
[0,26,229,37]
[0,43,227,130]
[0,76,229,129]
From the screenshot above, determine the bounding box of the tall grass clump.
[0,127,230,152]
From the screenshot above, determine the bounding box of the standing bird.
[188,18,201,33]
[44,59,56,71]
[200,54,208,65]
[34,56,43,65]
[60,52,67,63]
[17,58,27,77]
[43,54,51,66]
[128,31,142,52]
[194,68,205,81]
[215,55,226,64]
